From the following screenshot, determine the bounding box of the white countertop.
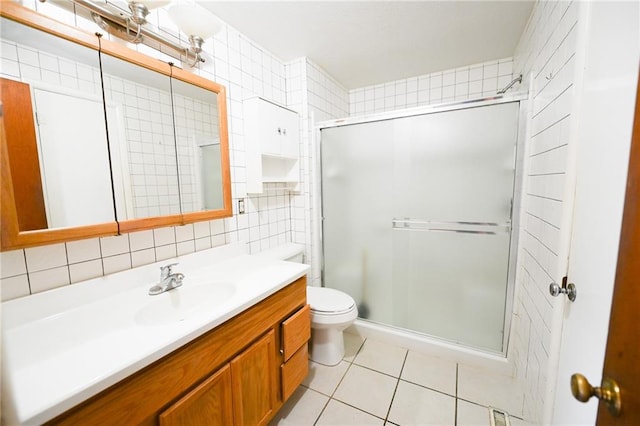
[1,243,309,425]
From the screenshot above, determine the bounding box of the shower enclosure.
[320,98,520,354]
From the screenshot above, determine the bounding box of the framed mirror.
[0,3,232,250]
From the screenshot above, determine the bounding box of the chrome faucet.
[149,263,184,295]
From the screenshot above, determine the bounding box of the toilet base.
[309,328,345,366]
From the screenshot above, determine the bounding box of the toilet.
[257,243,358,366]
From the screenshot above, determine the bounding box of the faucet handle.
[160,262,179,276]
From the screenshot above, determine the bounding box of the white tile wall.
[286,58,350,286]
[348,58,514,116]
[510,1,579,422]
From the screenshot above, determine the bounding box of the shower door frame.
[315,93,527,356]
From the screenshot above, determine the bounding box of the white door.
[33,88,115,228]
[551,2,639,424]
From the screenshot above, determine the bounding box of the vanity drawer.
[281,344,309,401]
[281,304,310,361]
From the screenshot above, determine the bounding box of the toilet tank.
[257,243,304,263]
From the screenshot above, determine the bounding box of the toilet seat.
[307,287,356,314]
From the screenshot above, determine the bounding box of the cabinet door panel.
[281,304,310,361]
[281,344,309,401]
[279,107,300,158]
[231,330,277,426]
[159,365,233,426]
[258,102,281,155]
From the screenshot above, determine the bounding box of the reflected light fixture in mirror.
[167,1,223,67]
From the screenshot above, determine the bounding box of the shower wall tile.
[348,58,515,116]
[285,57,349,286]
[512,1,579,423]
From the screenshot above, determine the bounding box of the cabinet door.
[231,330,277,426]
[278,106,300,158]
[281,344,309,401]
[281,304,311,361]
[159,365,233,426]
[258,102,281,156]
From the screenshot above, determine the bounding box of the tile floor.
[270,333,531,426]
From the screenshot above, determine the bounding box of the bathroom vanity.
[1,244,310,425]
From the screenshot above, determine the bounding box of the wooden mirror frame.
[0,3,232,250]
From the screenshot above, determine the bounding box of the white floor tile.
[269,386,328,426]
[401,350,457,396]
[353,339,407,377]
[387,380,456,426]
[302,360,350,396]
[457,399,490,426]
[343,332,365,362]
[333,364,397,419]
[457,364,524,418]
[316,399,384,425]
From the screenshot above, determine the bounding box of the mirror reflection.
[170,76,224,213]
[0,17,115,231]
[99,53,181,221]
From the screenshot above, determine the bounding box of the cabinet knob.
[277,127,282,134]
[282,128,287,136]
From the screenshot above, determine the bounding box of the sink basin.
[135,282,236,326]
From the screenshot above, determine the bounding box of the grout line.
[455,363,459,425]
[383,350,409,424]
[313,336,366,425]
[399,377,457,399]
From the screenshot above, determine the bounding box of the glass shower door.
[391,103,518,351]
[321,120,395,323]
[321,101,519,353]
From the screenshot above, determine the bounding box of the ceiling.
[199,1,535,89]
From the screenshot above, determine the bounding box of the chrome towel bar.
[391,218,511,235]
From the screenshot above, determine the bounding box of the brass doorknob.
[571,373,622,416]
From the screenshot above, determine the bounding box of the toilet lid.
[307,287,356,313]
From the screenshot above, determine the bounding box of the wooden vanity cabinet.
[48,277,309,426]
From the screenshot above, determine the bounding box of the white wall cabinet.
[245,97,300,193]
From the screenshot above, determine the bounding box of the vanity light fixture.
[167,1,223,67]
[38,0,222,67]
